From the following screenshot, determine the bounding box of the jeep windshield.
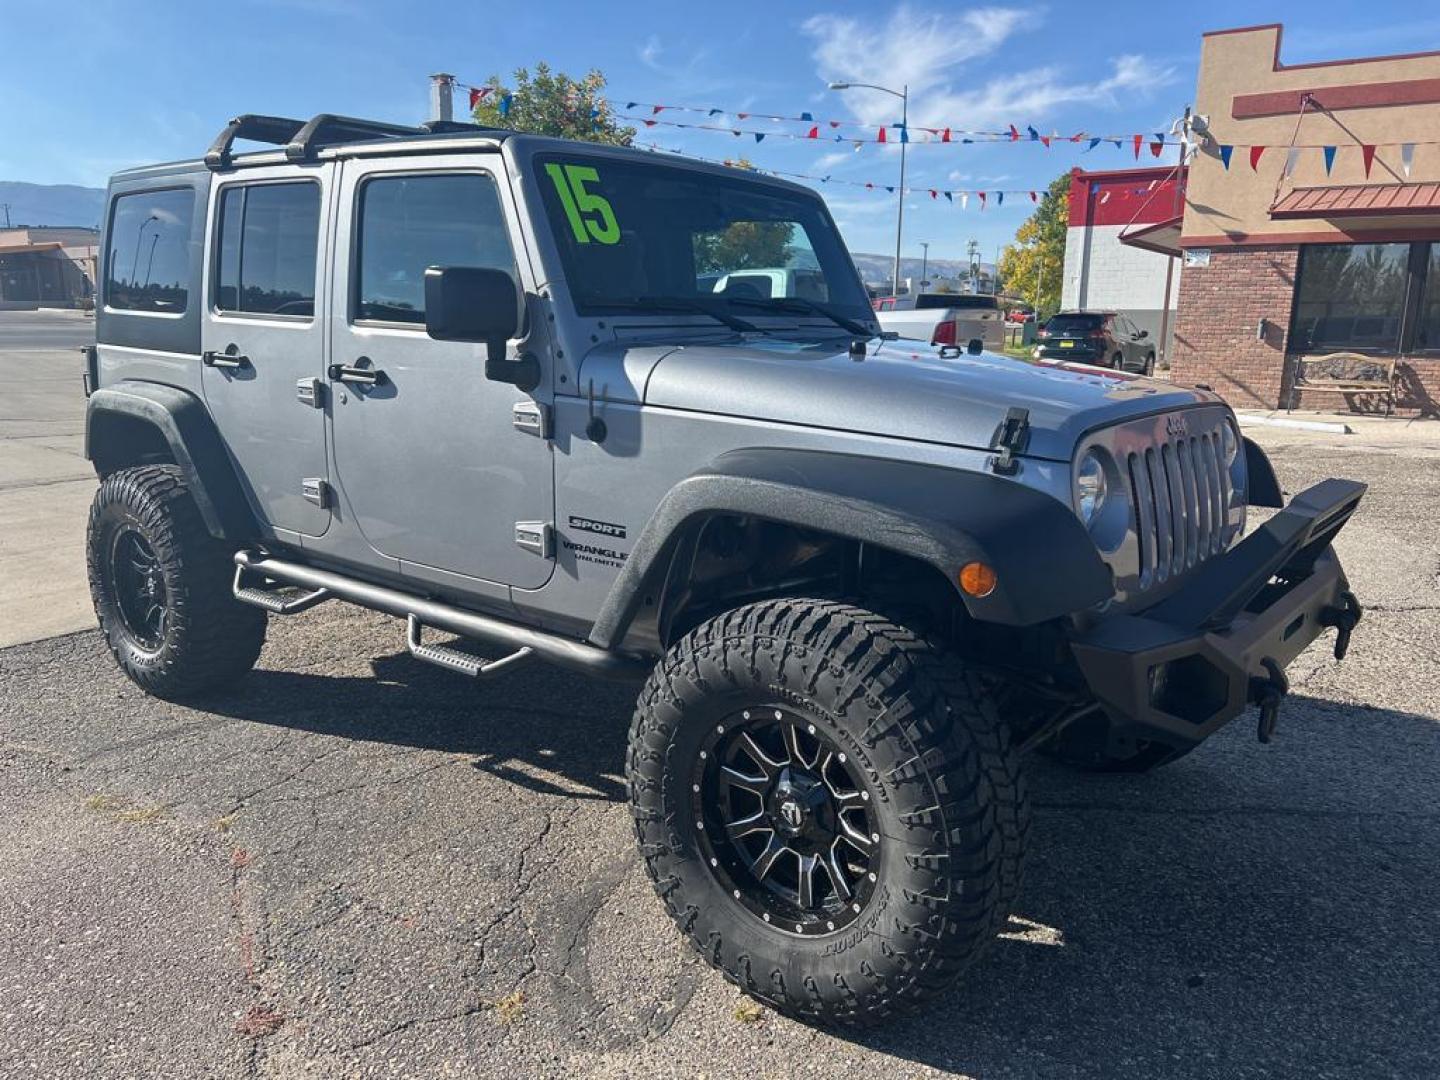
[534,154,872,327]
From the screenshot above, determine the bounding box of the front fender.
[86,381,256,540]
[587,447,1113,648]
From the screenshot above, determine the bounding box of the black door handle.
[329,361,386,386]
[203,348,250,369]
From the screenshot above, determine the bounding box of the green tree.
[691,159,795,274]
[471,63,635,145]
[997,171,1071,318]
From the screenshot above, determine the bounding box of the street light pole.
[919,241,929,289]
[828,80,908,297]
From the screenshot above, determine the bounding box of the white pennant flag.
[1401,142,1415,178]
[960,193,969,209]
[1284,146,1302,178]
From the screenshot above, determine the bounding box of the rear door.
[200,165,332,538]
[326,155,554,588]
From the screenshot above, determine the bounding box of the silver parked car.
[81,113,1365,1028]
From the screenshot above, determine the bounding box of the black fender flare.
[85,381,256,540]
[587,447,1113,648]
[1243,436,1284,508]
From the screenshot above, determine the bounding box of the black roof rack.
[206,113,502,170]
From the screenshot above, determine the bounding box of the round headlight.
[1075,450,1108,526]
[1220,418,1239,465]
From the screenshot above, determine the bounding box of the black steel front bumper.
[1070,478,1366,746]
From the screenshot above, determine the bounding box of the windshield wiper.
[606,296,759,333]
[721,295,875,337]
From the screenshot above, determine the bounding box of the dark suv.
[1037,311,1156,374]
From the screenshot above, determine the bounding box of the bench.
[1288,352,1399,415]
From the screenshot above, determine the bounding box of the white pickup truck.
[874,293,1006,350]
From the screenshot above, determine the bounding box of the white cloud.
[804,5,1176,130]
[812,150,853,171]
[639,35,663,68]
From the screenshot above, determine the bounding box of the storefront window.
[1412,245,1440,354]
[1291,243,1409,354]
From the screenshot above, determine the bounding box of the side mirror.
[1137,328,1150,339]
[423,266,539,391]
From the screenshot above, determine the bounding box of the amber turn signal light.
[958,561,998,598]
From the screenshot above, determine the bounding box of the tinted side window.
[105,188,195,313]
[356,173,514,324]
[216,183,320,317]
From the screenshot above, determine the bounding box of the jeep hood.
[580,337,1219,462]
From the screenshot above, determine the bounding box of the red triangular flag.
[1362,144,1377,177]
[829,120,841,128]
[978,191,988,208]
[469,87,481,109]
[737,112,749,120]
[1030,191,1038,202]
[643,119,657,128]
[930,189,938,199]
[1149,140,1164,158]
[877,127,887,143]
[1040,135,1051,148]
[1008,124,1021,142]
[941,127,951,143]
[1249,145,1266,170]
[652,105,665,115]
[1132,134,1143,159]
[807,126,818,139]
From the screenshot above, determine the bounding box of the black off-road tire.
[87,465,266,701]
[627,599,1028,1027]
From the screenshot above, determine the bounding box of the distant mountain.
[0,182,106,229]
[849,251,993,288]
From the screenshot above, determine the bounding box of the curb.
[1236,413,1352,435]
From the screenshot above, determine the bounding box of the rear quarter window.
[104,188,196,314]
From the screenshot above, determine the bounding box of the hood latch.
[988,407,1030,476]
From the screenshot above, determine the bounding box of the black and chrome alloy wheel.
[109,525,169,651]
[693,706,879,936]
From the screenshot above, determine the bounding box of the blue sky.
[4,1,1439,260]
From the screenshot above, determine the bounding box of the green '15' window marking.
[544,163,620,245]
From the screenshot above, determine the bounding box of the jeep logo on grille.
[1165,414,1189,438]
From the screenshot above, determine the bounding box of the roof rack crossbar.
[205,114,306,169]
[284,114,428,161]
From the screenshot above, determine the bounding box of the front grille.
[1125,424,1232,589]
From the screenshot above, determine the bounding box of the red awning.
[1271,183,1440,219]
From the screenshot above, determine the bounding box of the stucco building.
[0,226,99,309]
[1165,23,1440,415]
[1063,166,1186,362]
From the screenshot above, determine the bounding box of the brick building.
[1063,166,1186,363]
[1162,23,1440,415]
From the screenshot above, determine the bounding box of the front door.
[327,156,554,589]
[200,165,332,538]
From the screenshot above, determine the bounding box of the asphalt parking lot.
[1,310,1438,1078]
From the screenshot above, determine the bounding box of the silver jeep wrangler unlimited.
[82,114,1365,1027]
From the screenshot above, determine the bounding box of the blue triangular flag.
[1218,144,1234,170]
[708,108,722,116]
[1323,145,1336,174]
[499,94,513,118]
[885,186,894,193]
[800,111,814,122]
[1086,137,1101,151]
[962,137,973,144]
[1027,125,1039,141]
[944,191,953,203]
[1110,139,1121,149]
[899,125,909,144]
[997,191,1005,205]
[754,132,765,143]
[626,101,637,110]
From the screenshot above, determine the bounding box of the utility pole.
[428,73,455,124]
[966,238,981,294]
[919,241,929,289]
[1,203,10,229]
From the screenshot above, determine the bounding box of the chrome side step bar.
[406,614,534,680]
[232,550,649,681]
[233,564,333,614]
